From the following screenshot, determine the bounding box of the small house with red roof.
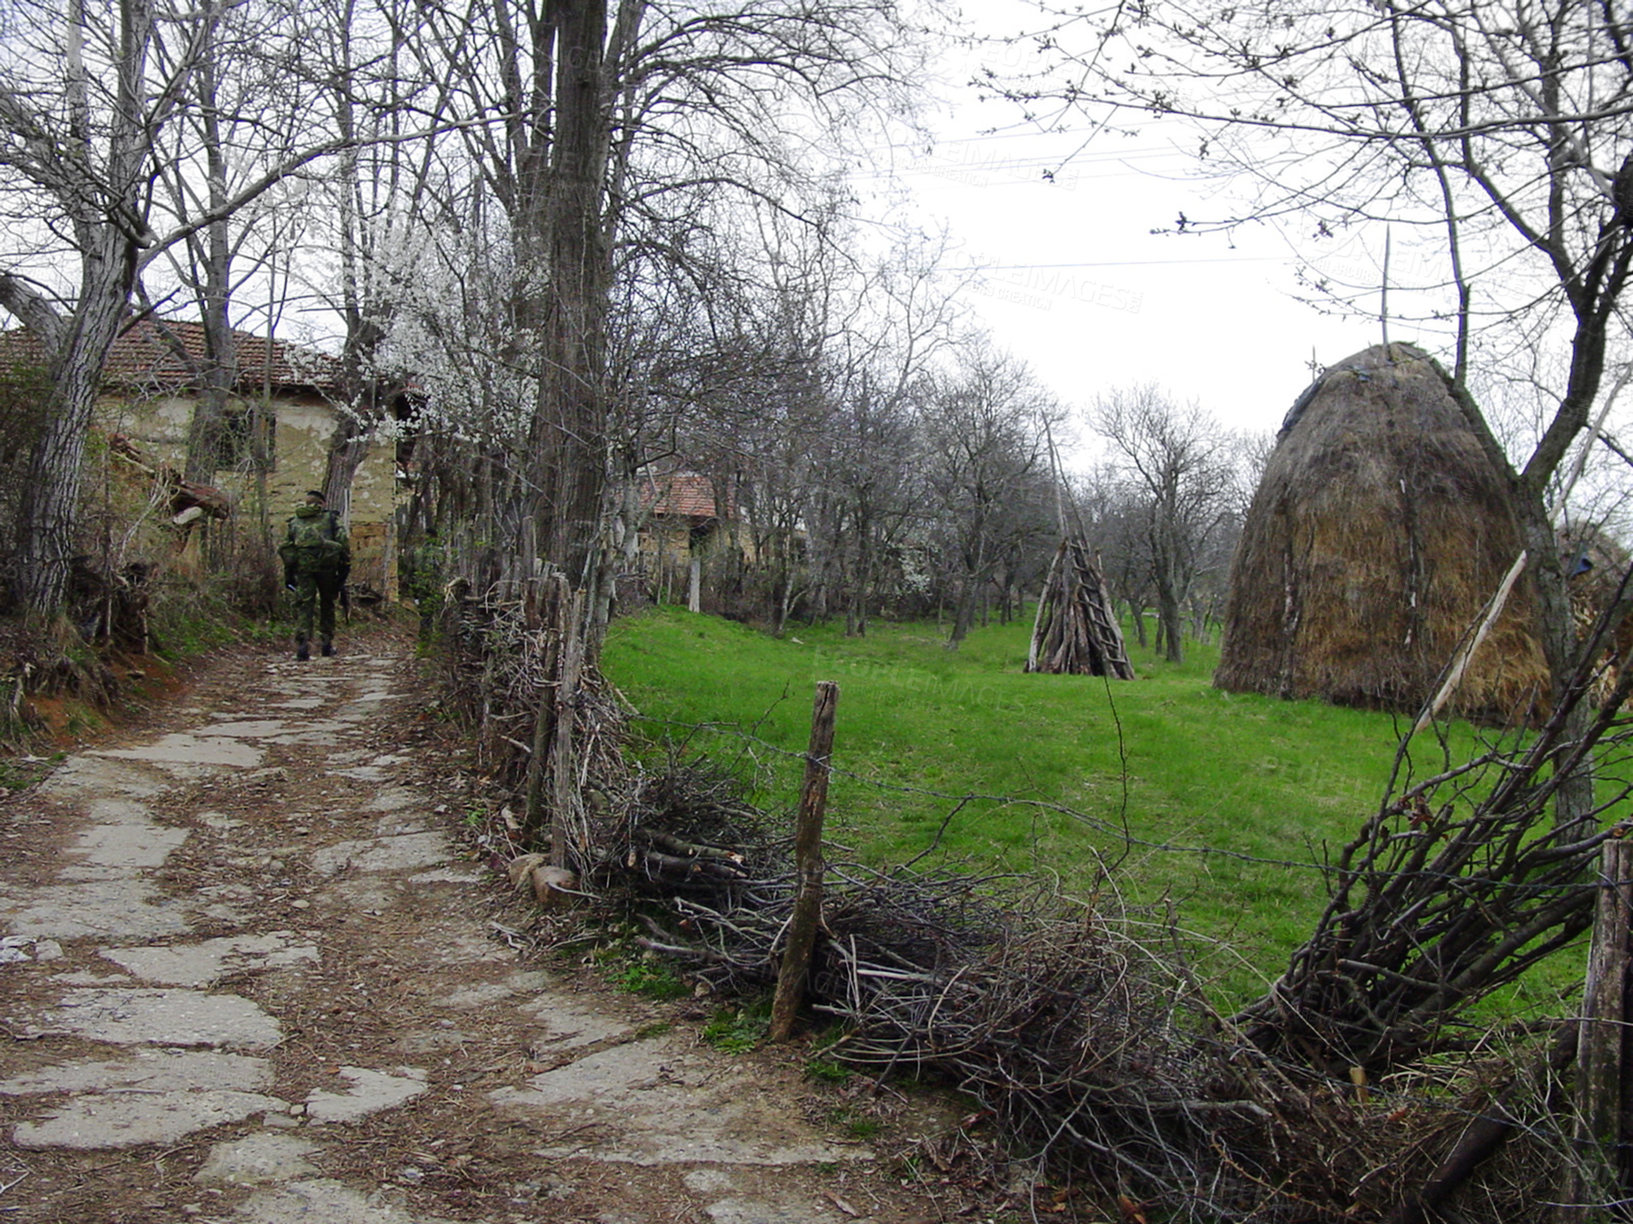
[0,317,405,597]
[635,468,741,612]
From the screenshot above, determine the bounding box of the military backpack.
[280,509,346,571]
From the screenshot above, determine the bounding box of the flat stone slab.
[13,987,282,1048]
[270,696,325,710]
[490,1034,862,1167]
[363,788,421,813]
[206,1178,462,1224]
[3,880,193,940]
[200,720,291,739]
[310,832,449,876]
[304,1066,428,1124]
[266,721,356,743]
[96,734,265,769]
[2,1049,282,1150]
[100,933,319,986]
[519,996,632,1050]
[83,795,156,825]
[407,866,486,886]
[0,936,61,963]
[67,815,188,874]
[0,1049,272,1096]
[12,1087,286,1150]
[439,971,552,1012]
[194,1133,323,1186]
[372,815,431,837]
[682,1169,855,1224]
[38,756,169,799]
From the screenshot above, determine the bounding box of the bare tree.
[1094,387,1237,664]
[393,0,924,622]
[826,233,966,636]
[918,340,1057,648]
[0,0,397,617]
[1012,0,1633,800]
[0,0,175,616]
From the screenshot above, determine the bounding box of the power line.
[960,255,1296,270]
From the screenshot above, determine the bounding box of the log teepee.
[1027,536,1135,678]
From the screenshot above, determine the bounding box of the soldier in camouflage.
[279,490,351,660]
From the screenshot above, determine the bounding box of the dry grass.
[1217,344,1549,723]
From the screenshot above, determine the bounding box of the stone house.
[636,469,739,612]
[2,318,405,597]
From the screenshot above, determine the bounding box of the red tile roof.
[638,472,727,520]
[0,316,344,394]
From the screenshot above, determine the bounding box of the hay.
[1562,522,1633,702]
[1216,344,1549,722]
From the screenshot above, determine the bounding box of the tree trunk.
[6,0,154,619]
[181,34,238,487]
[948,581,977,648]
[11,269,135,616]
[535,0,613,592]
[322,407,375,514]
[1157,578,1184,664]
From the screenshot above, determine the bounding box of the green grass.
[598,947,692,1000]
[701,1002,771,1053]
[602,605,1577,1010]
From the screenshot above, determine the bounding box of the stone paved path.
[0,637,943,1224]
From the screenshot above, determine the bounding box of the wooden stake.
[770,681,839,1042]
[551,587,587,870]
[523,574,567,838]
[1560,838,1633,1219]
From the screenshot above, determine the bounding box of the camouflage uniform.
[279,498,350,659]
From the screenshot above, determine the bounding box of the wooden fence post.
[770,681,838,1042]
[1559,838,1633,1220]
[550,588,587,870]
[523,574,566,839]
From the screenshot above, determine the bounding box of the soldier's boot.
[321,639,335,657]
[296,636,311,661]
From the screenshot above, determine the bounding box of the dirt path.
[0,631,952,1224]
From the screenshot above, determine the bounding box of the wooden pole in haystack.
[770,681,838,1042]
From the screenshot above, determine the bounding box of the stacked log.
[1027,537,1135,679]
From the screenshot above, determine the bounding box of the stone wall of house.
[98,392,399,600]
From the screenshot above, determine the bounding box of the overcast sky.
[881,8,1394,454]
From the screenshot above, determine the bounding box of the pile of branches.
[1236,566,1633,1074]
[606,761,1558,1222]
[1027,536,1135,678]
[437,575,627,796]
[438,576,554,779]
[436,584,1626,1217]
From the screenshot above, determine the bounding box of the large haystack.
[1215,343,1549,722]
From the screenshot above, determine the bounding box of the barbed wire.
[621,710,1628,901]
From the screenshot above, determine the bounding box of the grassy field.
[603,604,1582,1013]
